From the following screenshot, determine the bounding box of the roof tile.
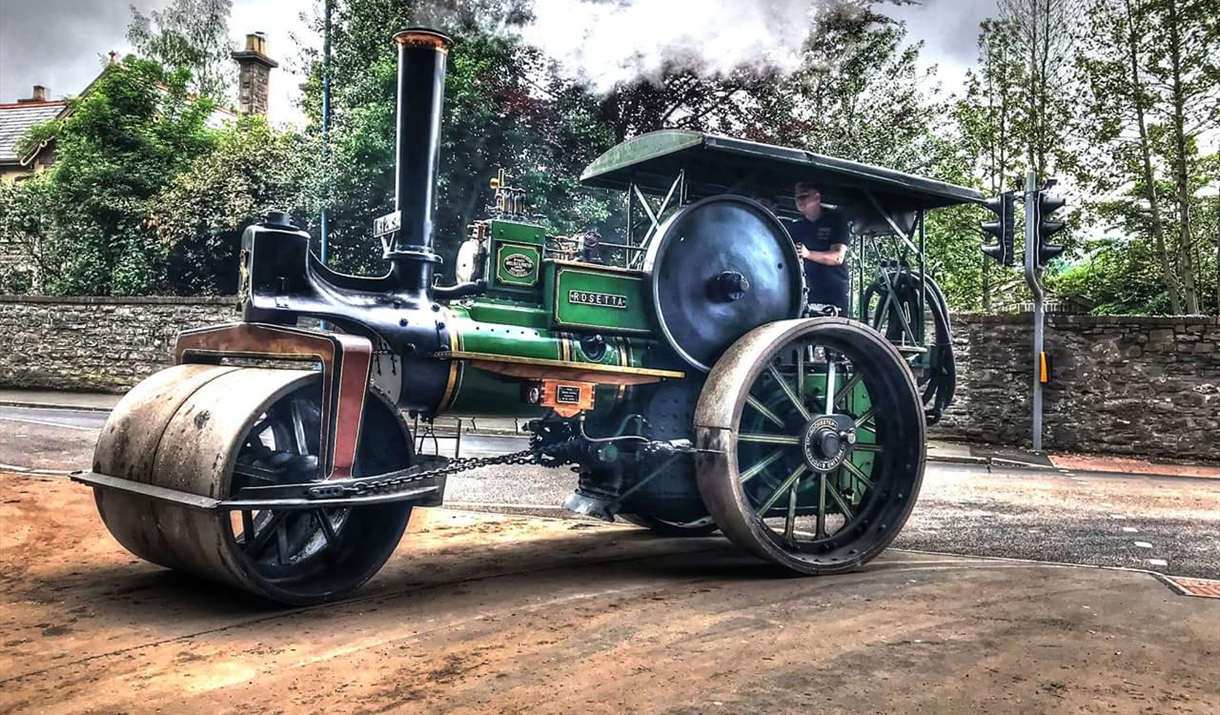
[0,101,67,162]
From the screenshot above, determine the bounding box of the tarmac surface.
[1,472,1218,715]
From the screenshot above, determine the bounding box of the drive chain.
[306,442,575,500]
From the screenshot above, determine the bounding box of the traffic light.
[1035,191,1067,267]
[981,191,1015,266]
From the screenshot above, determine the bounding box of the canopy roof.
[580,130,984,214]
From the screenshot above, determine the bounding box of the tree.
[955,20,1028,310]
[128,0,236,102]
[301,0,618,278]
[998,0,1084,181]
[1142,0,1217,314]
[14,56,219,295]
[150,116,315,295]
[1077,0,1181,312]
[1074,0,1217,314]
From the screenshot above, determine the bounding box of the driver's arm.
[805,243,847,266]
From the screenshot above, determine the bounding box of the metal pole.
[1022,170,1044,452]
[917,210,926,344]
[320,0,332,266]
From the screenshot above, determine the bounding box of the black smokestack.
[388,28,452,292]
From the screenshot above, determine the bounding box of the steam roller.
[77,27,929,604]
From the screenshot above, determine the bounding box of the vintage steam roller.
[74,28,976,605]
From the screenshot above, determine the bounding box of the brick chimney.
[16,85,48,103]
[231,32,278,116]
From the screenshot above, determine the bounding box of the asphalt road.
[4,404,1218,580]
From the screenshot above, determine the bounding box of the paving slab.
[1,472,1217,715]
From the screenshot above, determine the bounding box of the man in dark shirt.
[788,182,851,317]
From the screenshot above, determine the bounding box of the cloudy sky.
[0,0,1000,126]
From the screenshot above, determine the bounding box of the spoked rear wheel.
[694,318,925,574]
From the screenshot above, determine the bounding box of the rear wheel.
[694,318,925,574]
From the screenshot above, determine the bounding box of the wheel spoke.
[758,464,808,514]
[855,406,877,429]
[824,359,837,416]
[275,518,290,565]
[825,471,856,521]
[832,371,863,412]
[842,458,875,491]
[852,443,883,454]
[816,471,828,538]
[240,510,255,543]
[768,363,811,421]
[740,449,785,483]
[746,396,786,429]
[738,433,801,445]
[291,400,309,455]
[316,510,338,547]
[795,343,806,404]
[784,482,798,542]
[246,510,288,556]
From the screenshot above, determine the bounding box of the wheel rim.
[224,383,412,601]
[696,318,925,573]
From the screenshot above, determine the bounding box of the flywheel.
[693,318,925,574]
[91,364,414,605]
[643,195,806,371]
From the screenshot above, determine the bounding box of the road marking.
[1133,542,1153,549]
[0,415,98,432]
[1110,514,1127,520]
[1122,526,1139,533]
[1148,559,1168,567]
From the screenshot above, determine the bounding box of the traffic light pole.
[1022,170,1044,452]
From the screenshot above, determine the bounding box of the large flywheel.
[644,196,806,371]
[91,365,413,604]
[694,318,925,574]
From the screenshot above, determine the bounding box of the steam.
[516,0,843,92]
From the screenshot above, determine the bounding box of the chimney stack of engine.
[387,28,452,294]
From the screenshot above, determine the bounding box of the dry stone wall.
[936,313,1219,462]
[0,296,1216,461]
[0,296,238,392]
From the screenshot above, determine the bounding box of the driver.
[789,182,851,317]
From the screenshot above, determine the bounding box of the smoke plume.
[516,0,844,92]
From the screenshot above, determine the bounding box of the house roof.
[0,100,68,163]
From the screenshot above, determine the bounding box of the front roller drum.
[91,365,413,604]
[694,318,926,574]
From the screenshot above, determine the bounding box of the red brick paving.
[1052,453,1220,479]
[1167,577,1220,599]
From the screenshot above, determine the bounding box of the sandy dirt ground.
[1,471,1218,715]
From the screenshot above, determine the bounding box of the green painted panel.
[464,300,550,329]
[543,262,653,334]
[489,219,546,245]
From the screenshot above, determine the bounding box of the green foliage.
[1050,238,1173,314]
[303,0,620,278]
[13,56,219,295]
[127,0,236,102]
[151,116,316,294]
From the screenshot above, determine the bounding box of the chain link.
[307,446,554,499]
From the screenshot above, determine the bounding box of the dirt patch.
[1,472,1217,715]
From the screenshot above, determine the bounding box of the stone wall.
[936,313,1220,462]
[0,296,239,392]
[0,296,1217,462]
